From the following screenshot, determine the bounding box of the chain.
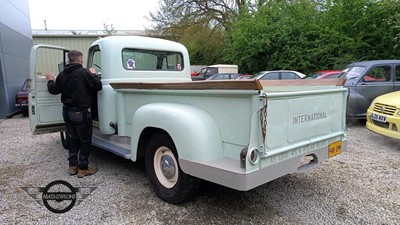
[259,93,268,143]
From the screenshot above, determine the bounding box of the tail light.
[16,95,28,104]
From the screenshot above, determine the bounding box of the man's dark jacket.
[47,63,102,108]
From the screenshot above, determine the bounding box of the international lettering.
[293,112,327,124]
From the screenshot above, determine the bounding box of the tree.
[148,0,248,38]
[226,0,400,74]
[147,0,245,65]
[103,23,116,35]
[324,0,400,61]
[148,0,400,73]
[226,0,326,74]
[179,24,226,65]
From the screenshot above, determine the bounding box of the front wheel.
[60,131,70,149]
[145,133,199,204]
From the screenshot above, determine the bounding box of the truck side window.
[122,49,183,71]
[88,45,101,77]
[92,50,101,76]
[34,48,67,78]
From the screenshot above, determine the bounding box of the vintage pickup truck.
[29,36,348,204]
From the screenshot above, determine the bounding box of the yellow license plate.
[328,141,342,158]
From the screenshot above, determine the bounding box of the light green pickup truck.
[29,36,348,204]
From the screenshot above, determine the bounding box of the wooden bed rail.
[110,78,345,91]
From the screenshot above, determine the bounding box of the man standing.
[46,50,102,178]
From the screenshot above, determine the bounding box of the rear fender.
[130,103,223,163]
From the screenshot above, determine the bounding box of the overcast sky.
[28,0,160,30]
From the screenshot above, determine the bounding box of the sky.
[28,0,160,30]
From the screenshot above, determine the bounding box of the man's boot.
[68,165,78,175]
[77,167,98,178]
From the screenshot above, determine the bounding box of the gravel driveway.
[0,116,399,224]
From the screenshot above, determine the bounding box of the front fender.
[131,103,223,162]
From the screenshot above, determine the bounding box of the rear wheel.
[145,133,199,204]
[60,131,70,149]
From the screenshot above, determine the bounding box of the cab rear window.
[122,49,183,71]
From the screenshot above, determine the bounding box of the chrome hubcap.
[160,155,176,179]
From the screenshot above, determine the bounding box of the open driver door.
[29,44,70,134]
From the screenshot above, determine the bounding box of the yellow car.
[366,91,400,139]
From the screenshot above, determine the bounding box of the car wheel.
[21,108,28,117]
[145,133,199,204]
[358,119,367,126]
[60,131,70,149]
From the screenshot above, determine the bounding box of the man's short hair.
[68,50,83,63]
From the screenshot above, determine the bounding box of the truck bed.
[108,78,347,191]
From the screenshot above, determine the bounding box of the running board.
[92,128,131,159]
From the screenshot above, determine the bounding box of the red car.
[15,78,30,116]
[307,70,342,79]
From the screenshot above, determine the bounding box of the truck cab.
[86,36,192,134]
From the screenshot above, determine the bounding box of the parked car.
[206,73,244,80]
[193,64,238,80]
[15,78,30,116]
[366,91,400,139]
[253,70,306,80]
[338,60,400,120]
[190,65,207,76]
[306,70,342,79]
[236,74,253,80]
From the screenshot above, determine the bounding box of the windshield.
[306,73,322,79]
[338,66,366,80]
[254,71,268,79]
[198,67,207,76]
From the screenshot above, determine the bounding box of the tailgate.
[261,80,347,151]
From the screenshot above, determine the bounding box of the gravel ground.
[0,116,399,225]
